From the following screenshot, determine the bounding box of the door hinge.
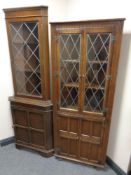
[102,107,109,114]
[52,36,59,41]
[53,71,59,78]
[106,75,112,80]
[57,101,60,107]
[111,35,116,43]
[103,119,110,127]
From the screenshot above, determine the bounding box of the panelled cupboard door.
[51,19,125,167]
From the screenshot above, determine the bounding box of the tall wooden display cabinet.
[4,6,53,157]
[51,19,125,166]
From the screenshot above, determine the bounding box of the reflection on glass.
[10,21,41,96]
[59,34,81,110]
[84,33,111,112]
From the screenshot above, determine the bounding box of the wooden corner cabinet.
[4,6,53,157]
[51,19,125,167]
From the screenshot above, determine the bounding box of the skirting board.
[128,171,131,175]
[106,156,126,175]
[0,136,15,146]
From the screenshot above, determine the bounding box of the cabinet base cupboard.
[4,6,54,157]
[9,97,53,157]
[51,19,125,167]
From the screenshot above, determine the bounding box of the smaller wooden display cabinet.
[4,6,53,156]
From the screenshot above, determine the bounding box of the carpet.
[0,144,117,175]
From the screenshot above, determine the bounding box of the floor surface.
[0,144,117,175]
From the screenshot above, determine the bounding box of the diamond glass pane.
[10,21,41,97]
[84,33,111,112]
[59,34,81,110]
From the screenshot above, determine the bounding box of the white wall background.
[0,0,68,140]
[0,0,131,173]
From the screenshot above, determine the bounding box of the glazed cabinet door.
[82,27,113,113]
[54,30,83,112]
[6,18,44,98]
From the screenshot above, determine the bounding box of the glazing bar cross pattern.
[10,21,41,97]
[84,33,111,112]
[59,34,81,110]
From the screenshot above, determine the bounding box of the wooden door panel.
[81,120,91,135]
[80,119,103,163]
[92,121,103,137]
[29,112,44,129]
[69,118,79,133]
[90,144,100,162]
[30,130,45,147]
[59,137,68,155]
[57,116,79,157]
[69,139,78,158]
[15,127,29,143]
[80,141,101,163]
[81,119,103,138]
[13,109,28,126]
[58,116,79,133]
[80,142,90,159]
[58,116,68,131]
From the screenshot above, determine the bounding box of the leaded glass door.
[58,32,82,111]
[82,28,113,115]
[9,19,42,98]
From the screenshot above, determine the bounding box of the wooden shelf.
[63,82,79,88]
[61,105,78,110]
[85,83,105,90]
[62,59,80,63]
[62,82,104,90]
[84,106,102,113]
[88,60,107,64]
